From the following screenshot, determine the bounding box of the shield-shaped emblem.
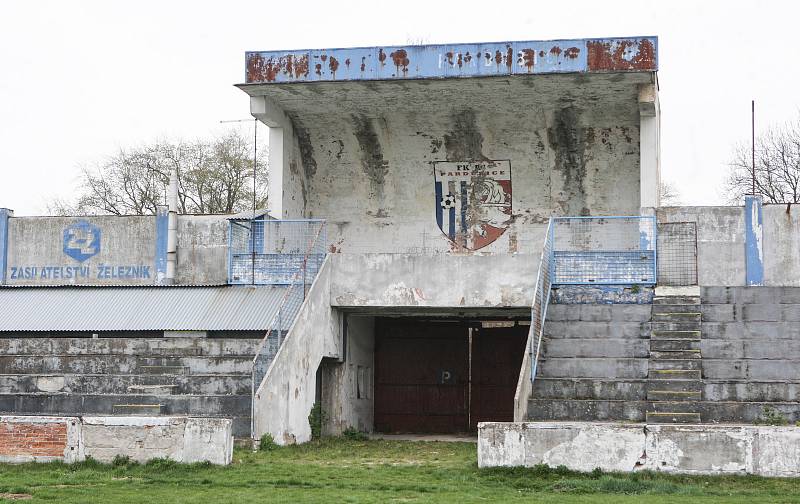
[433,160,512,250]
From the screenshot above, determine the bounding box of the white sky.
[1,0,797,215]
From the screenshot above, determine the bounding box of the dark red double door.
[373,318,526,433]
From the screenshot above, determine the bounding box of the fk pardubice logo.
[63,220,101,262]
[434,160,512,251]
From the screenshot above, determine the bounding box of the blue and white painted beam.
[0,208,12,285]
[155,206,169,284]
[744,195,764,286]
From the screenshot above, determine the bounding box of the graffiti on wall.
[434,160,512,250]
[8,220,151,282]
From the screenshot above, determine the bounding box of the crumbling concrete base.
[0,416,233,465]
[478,422,800,477]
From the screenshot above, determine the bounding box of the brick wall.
[0,421,67,459]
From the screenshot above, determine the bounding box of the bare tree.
[660,181,681,206]
[49,130,267,216]
[725,115,800,204]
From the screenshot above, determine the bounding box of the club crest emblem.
[433,160,512,250]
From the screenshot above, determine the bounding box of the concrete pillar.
[166,170,178,283]
[745,195,764,286]
[0,208,12,285]
[250,96,293,218]
[155,205,169,284]
[638,83,661,209]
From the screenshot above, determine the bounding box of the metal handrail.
[250,221,327,440]
[529,218,554,385]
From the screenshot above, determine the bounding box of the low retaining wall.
[0,416,233,465]
[478,422,800,477]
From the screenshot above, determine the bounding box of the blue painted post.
[745,195,764,286]
[155,206,168,284]
[0,208,11,284]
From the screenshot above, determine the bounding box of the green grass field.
[1,439,799,503]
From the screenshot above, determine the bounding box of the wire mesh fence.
[551,216,657,284]
[657,221,698,286]
[229,219,327,285]
[252,282,306,391]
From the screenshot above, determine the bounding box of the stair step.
[646,379,702,392]
[649,369,701,380]
[126,384,177,395]
[651,330,701,341]
[647,390,702,401]
[112,403,164,415]
[650,359,702,371]
[652,312,701,322]
[651,322,702,332]
[650,350,702,360]
[652,304,703,314]
[653,296,700,305]
[139,366,189,375]
[650,339,700,351]
[646,411,701,423]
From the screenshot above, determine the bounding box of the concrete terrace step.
[646,412,701,423]
[650,350,702,360]
[646,379,702,393]
[0,374,251,395]
[113,404,164,415]
[649,359,702,371]
[651,330,701,341]
[652,304,703,314]
[532,378,647,401]
[544,321,650,339]
[649,369,702,380]
[126,384,178,395]
[0,338,262,357]
[650,339,700,351]
[653,296,700,305]
[528,399,800,424]
[646,390,702,401]
[652,312,701,322]
[651,322,701,333]
[0,355,253,375]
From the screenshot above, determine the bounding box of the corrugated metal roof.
[0,285,287,332]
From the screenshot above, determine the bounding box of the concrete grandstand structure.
[2,37,800,473]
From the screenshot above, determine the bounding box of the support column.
[250,96,294,219]
[638,83,661,210]
[155,205,168,284]
[745,195,764,286]
[0,208,11,285]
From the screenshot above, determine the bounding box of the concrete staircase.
[646,294,702,423]
[0,338,259,438]
[528,287,800,426]
[528,303,651,422]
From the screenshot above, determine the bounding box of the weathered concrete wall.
[0,415,232,465]
[5,216,155,285]
[658,204,800,287]
[175,215,229,285]
[479,422,800,477]
[330,253,537,308]
[2,214,231,286]
[323,315,374,435]
[252,257,341,444]
[257,75,645,254]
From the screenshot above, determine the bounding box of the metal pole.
[251,118,258,285]
[752,100,756,196]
